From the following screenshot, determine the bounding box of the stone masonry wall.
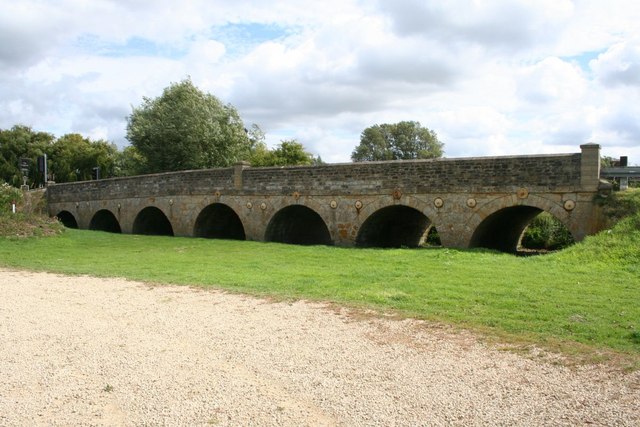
[242,154,581,195]
[47,153,582,203]
[47,168,234,203]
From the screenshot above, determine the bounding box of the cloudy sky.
[1,0,639,164]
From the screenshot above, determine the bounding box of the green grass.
[1,209,639,365]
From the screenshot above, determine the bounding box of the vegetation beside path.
[1,190,639,367]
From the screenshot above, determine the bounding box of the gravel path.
[0,268,638,426]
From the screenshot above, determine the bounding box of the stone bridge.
[46,144,607,253]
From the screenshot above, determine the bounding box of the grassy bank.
[1,204,638,364]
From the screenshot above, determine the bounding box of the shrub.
[0,182,63,237]
[424,226,442,246]
[0,182,22,215]
[521,212,574,250]
[596,188,640,228]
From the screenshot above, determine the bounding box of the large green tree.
[48,134,119,182]
[126,79,251,173]
[351,121,444,162]
[1,125,124,185]
[0,125,54,187]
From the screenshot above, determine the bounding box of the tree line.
[0,126,122,187]
[1,78,443,186]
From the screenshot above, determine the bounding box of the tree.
[0,125,54,187]
[0,126,124,185]
[249,139,318,167]
[351,121,444,162]
[246,123,266,151]
[48,134,119,182]
[126,78,251,173]
[248,142,272,167]
[114,146,147,177]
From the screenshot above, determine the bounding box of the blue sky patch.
[562,50,605,72]
[210,22,296,56]
[73,34,186,58]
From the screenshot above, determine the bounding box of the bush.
[424,226,442,246]
[596,188,640,228]
[521,212,574,250]
[0,182,63,237]
[0,182,22,215]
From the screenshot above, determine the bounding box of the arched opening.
[470,206,540,253]
[194,203,245,240]
[470,206,574,253]
[56,210,78,229]
[132,207,174,236]
[356,205,431,248]
[89,209,122,233]
[519,211,575,252]
[265,205,332,245]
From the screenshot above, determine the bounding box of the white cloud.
[552,0,640,56]
[597,103,640,146]
[591,39,640,87]
[0,1,76,68]
[0,0,639,165]
[517,57,587,105]
[378,0,574,55]
[435,107,509,140]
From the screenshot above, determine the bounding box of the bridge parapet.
[240,153,583,195]
[47,167,235,202]
[48,151,585,202]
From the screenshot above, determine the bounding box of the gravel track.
[0,268,638,426]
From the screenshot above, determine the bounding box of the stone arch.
[193,203,245,240]
[297,197,338,242]
[356,204,432,248]
[354,196,444,245]
[56,210,78,229]
[265,205,332,245]
[467,194,574,253]
[132,206,174,236]
[356,195,439,223]
[89,209,121,233]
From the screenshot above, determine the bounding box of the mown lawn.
[1,211,638,364]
